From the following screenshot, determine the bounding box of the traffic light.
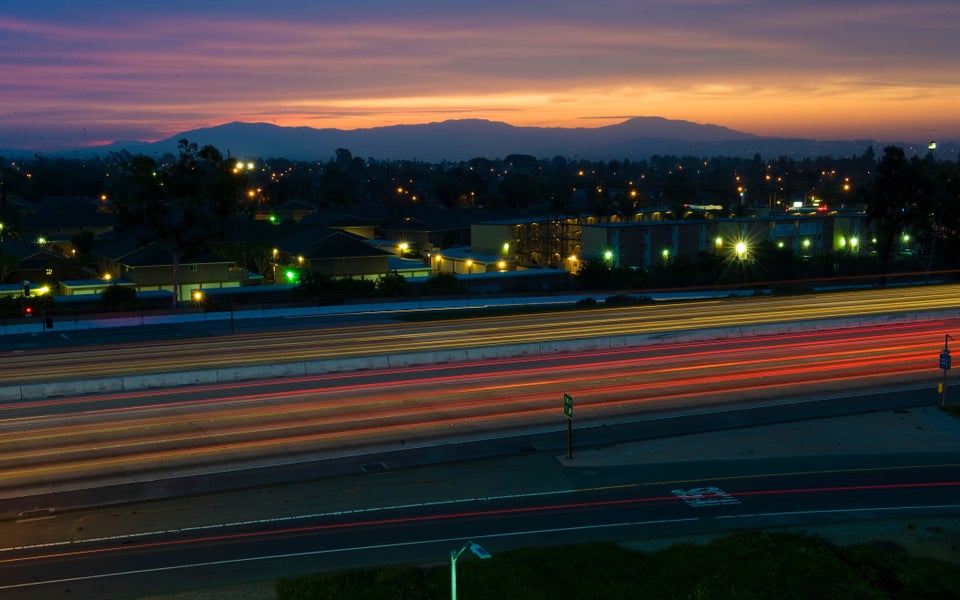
[23,305,33,317]
[23,280,30,297]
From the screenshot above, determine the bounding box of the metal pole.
[944,334,953,407]
[567,418,573,460]
[943,368,948,407]
[450,548,458,600]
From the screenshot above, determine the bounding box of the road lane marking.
[3,462,957,554]
[0,517,701,591]
[6,503,960,592]
[671,487,740,507]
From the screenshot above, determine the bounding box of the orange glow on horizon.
[2,4,957,149]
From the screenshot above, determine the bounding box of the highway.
[0,317,952,501]
[1,285,958,598]
[2,283,958,388]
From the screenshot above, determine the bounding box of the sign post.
[940,334,953,407]
[563,393,574,460]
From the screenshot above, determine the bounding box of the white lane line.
[4,505,959,591]
[1,486,587,553]
[715,503,960,520]
[0,517,700,591]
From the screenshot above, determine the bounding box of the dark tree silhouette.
[864,146,921,285]
[117,139,244,307]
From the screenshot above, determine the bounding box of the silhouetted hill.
[10,117,952,162]
[90,118,759,161]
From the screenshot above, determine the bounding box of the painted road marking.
[671,486,740,507]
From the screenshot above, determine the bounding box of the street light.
[450,540,492,600]
[734,241,747,259]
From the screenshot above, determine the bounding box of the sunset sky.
[2,1,958,151]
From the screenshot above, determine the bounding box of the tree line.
[1,143,958,294]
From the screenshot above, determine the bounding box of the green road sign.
[563,393,574,419]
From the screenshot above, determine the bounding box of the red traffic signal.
[23,306,33,317]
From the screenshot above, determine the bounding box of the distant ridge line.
[5,117,950,162]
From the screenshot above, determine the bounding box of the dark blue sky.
[2,1,958,150]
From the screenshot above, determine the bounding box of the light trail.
[2,479,957,565]
[2,284,958,386]
[0,318,951,494]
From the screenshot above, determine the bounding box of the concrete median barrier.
[217,362,307,382]
[19,377,126,401]
[123,370,220,390]
[4,307,955,404]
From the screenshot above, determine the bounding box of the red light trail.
[0,317,953,495]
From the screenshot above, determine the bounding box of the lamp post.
[450,540,491,600]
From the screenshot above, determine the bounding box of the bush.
[100,284,141,309]
[376,271,414,297]
[276,531,960,599]
[421,272,465,296]
[603,294,653,306]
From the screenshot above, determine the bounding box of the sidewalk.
[564,405,960,466]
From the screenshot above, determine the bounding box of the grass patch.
[276,531,959,599]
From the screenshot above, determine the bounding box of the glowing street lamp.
[450,541,492,600]
[735,241,747,259]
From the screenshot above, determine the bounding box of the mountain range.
[10,117,952,162]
